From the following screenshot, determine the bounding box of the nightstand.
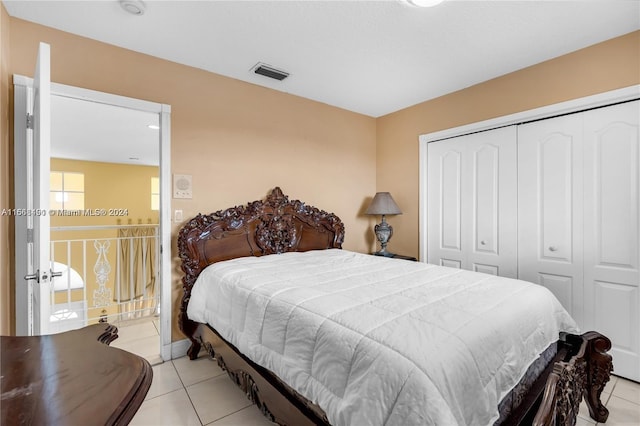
[371,252,417,261]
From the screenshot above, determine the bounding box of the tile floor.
[113,320,640,426]
[130,353,275,426]
[110,316,163,366]
[111,318,274,425]
[577,375,640,426]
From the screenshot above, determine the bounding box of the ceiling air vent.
[252,63,289,81]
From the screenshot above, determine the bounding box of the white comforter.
[187,249,578,426]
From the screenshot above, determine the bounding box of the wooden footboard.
[532,332,613,426]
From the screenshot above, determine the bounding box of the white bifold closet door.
[518,100,639,381]
[427,126,518,278]
[583,101,639,381]
[518,113,585,326]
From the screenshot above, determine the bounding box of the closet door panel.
[427,126,517,276]
[594,281,637,354]
[427,141,463,268]
[518,114,584,324]
[539,273,573,313]
[463,127,517,278]
[540,135,574,262]
[474,263,499,275]
[441,151,462,251]
[473,144,499,255]
[441,259,462,269]
[584,100,639,381]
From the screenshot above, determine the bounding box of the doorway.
[13,75,172,362]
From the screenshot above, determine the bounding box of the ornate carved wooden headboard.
[178,187,345,339]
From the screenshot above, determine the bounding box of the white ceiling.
[51,95,160,166]
[5,0,639,118]
[5,0,639,165]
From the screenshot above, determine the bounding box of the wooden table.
[1,323,153,425]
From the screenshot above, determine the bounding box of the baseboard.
[170,338,191,359]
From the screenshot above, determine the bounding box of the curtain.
[116,226,158,319]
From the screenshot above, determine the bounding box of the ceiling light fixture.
[119,0,146,16]
[407,0,445,7]
[147,124,159,130]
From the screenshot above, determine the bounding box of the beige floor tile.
[173,355,225,387]
[130,389,201,426]
[576,416,596,426]
[580,391,614,423]
[112,334,160,360]
[563,374,622,423]
[604,375,619,395]
[145,361,184,400]
[612,377,640,405]
[113,320,159,344]
[601,395,640,426]
[186,375,252,425]
[580,398,598,423]
[208,405,276,425]
[146,354,165,366]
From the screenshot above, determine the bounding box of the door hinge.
[26,113,34,130]
[26,228,34,243]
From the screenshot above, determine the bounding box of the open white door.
[23,42,53,335]
[15,44,172,355]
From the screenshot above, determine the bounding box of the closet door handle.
[480,240,486,246]
[548,246,558,252]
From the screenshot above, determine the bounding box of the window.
[151,177,159,211]
[50,172,84,210]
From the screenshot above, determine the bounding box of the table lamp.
[365,192,402,256]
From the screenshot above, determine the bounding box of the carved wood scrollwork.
[256,214,299,254]
[533,332,613,426]
[557,359,587,426]
[215,355,277,424]
[201,339,216,360]
[97,324,119,345]
[533,359,586,426]
[583,331,613,423]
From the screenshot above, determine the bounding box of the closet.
[425,99,639,381]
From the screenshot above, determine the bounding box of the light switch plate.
[173,174,192,199]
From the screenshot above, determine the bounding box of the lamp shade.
[365,192,402,215]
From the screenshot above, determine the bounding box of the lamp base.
[374,217,394,255]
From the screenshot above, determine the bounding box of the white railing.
[49,224,160,332]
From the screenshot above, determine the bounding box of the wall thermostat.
[173,174,192,199]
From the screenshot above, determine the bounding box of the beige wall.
[376,30,640,260]
[49,159,159,228]
[3,18,377,339]
[0,3,12,335]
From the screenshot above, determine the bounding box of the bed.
[178,187,613,426]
